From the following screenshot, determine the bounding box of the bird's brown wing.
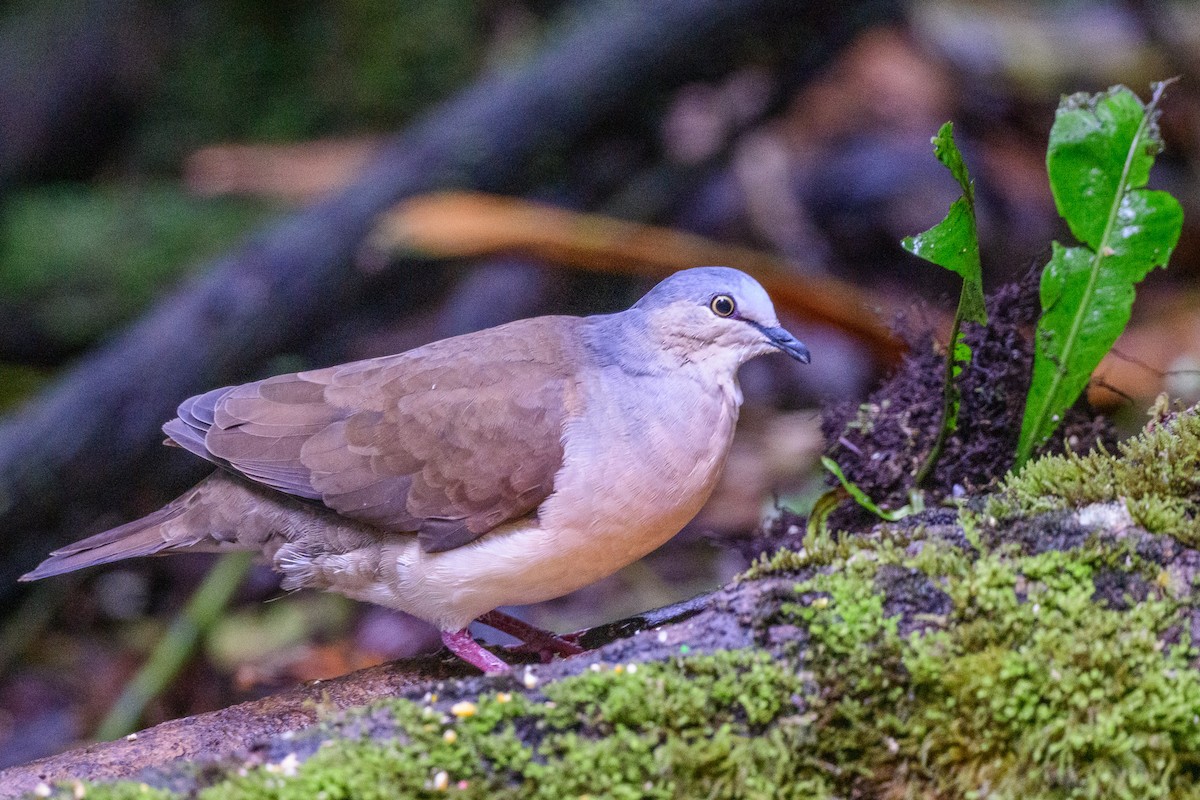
[163,317,583,553]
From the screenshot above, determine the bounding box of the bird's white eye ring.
[710,294,736,317]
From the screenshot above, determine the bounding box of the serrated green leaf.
[902,201,987,326]
[934,120,973,195]
[1016,83,1183,466]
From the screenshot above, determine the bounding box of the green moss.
[52,652,827,800]
[739,528,844,580]
[762,528,1200,799]
[990,410,1200,544]
[739,512,913,582]
[907,556,1200,798]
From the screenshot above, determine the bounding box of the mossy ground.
[769,536,1200,799]
[35,409,1200,800]
[51,543,1200,798]
[990,404,1200,546]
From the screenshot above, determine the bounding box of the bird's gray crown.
[633,266,772,312]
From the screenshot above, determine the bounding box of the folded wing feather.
[162,317,583,552]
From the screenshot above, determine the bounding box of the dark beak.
[751,322,810,363]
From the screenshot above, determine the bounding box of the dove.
[23,267,809,673]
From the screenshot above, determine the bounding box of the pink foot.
[441,628,511,674]
[477,610,586,661]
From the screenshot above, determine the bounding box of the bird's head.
[630,267,810,371]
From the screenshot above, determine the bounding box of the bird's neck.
[581,311,670,376]
[580,310,744,380]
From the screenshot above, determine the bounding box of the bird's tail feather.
[18,473,267,581]
[19,504,194,581]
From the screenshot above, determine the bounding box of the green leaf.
[901,122,987,327]
[821,457,914,522]
[901,122,987,485]
[1016,83,1184,466]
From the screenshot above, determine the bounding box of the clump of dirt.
[820,273,1118,532]
[818,272,1115,532]
[733,273,1118,562]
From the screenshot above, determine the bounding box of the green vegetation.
[782,542,1200,799]
[838,83,1184,510]
[994,406,1200,545]
[821,455,921,522]
[62,652,831,800]
[199,653,829,799]
[135,0,482,169]
[1017,82,1184,465]
[0,184,270,348]
[901,121,987,486]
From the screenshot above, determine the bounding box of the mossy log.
[8,409,1200,799]
[0,593,733,797]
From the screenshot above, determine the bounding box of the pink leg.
[441,629,511,674]
[477,610,585,659]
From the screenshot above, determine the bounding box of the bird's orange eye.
[709,294,736,317]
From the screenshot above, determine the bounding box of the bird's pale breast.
[376,361,741,629]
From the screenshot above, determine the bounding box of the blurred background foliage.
[133,0,482,167]
[0,186,268,352]
[0,0,486,357]
[3,0,1200,771]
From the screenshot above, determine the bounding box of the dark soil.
[817,272,1115,533]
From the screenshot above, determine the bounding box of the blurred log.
[0,0,902,593]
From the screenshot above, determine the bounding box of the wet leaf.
[901,121,986,326]
[1016,82,1183,466]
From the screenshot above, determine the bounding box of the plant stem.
[914,314,963,487]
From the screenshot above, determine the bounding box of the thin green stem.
[914,314,963,487]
